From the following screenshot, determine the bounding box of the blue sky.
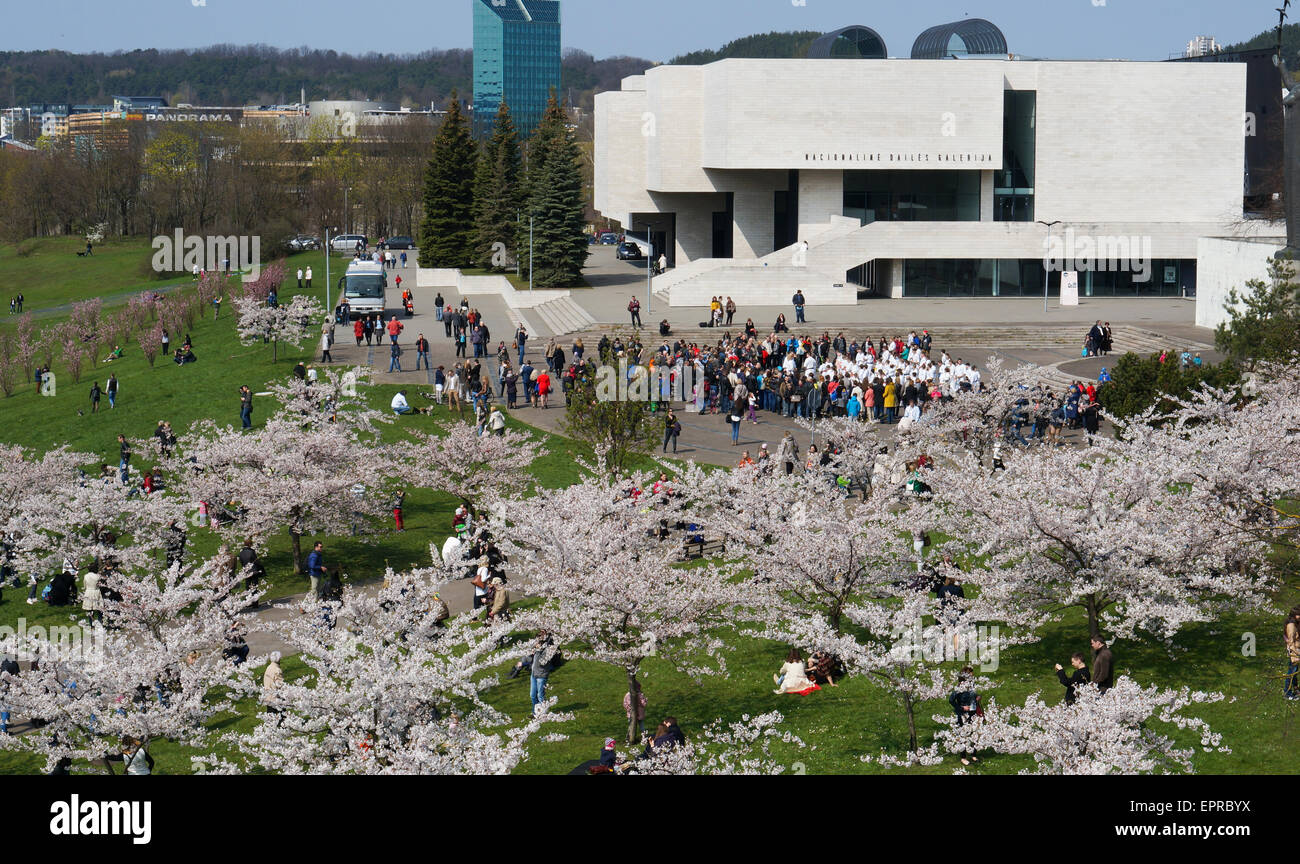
[0,0,1284,61]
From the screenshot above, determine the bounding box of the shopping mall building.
[594,22,1279,307]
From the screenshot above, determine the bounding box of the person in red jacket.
[535,370,551,409]
[387,316,404,344]
[353,318,365,346]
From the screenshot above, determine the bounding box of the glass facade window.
[902,259,1194,297]
[473,0,561,139]
[994,90,1036,222]
[843,169,980,223]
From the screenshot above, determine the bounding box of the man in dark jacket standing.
[1055,653,1091,704]
[1090,636,1114,693]
[237,539,265,594]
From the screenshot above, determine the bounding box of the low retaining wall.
[415,268,571,308]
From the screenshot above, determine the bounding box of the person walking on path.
[1090,635,1114,693]
[415,334,431,371]
[387,316,404,345]
[320,328,333,363]
[662,409,681,453]
[628,297,642,329]
[434,293,444,321]
[305,541,327,599]
[515,326,529,364]
[792,290,806,324]
[1054,654,1091,704]
[389,342,403,373]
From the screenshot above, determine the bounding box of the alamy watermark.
[1043,228,1152,282]
[593,360,705,412]
[890,620,1001,672]
[151,229,261,282]
[0,618,106,663]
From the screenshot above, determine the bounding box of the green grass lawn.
[0,239,1296,774]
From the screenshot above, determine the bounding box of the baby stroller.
[404,297,415,317]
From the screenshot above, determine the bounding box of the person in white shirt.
[304,267,313,289]
[968,365,982,391]
[391,390,412,415]
[296,267,304,289]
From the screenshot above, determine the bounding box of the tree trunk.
[625,666,643,745]
[903,693,918,753]
[289,524,303,575]
[1085,595,1100,641]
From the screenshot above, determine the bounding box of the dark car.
[386,236,415,250]
[599,232,619,245]
[616,242,643,261]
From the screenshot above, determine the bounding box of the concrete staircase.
[560,323,1214,352]
[529,296,599,337]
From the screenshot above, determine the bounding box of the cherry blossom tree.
[934,677,1228,774]
[707,466,1019,754]
[0,444,185,582]
[925,431,1276,643]
[234,292,324,363]
[14,312,39,382]
[1117,362,1300,554]
[0,326,17,396]
[399,419,540,515]
[200,568,560,774]
[0,554,261,774]
[625,712,807,775]
[139,322,163,367]
[487,460,766,744]
[168,369,400,572]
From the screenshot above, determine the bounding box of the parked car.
[386,236,414,250]
[288,234,322,251]
[616,241,643,261]
[599,232,619,245]
[330,234,368,253]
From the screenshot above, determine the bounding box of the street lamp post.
[324,227,334,313]
[1037,219,1062,313]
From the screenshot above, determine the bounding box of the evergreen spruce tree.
[519,92,589,289]
[471,100,523,272]
[418,94,477,268]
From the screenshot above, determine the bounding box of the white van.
[337,260,387,321]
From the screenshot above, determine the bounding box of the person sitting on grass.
[773,647,818,694]
[806,650,841,687]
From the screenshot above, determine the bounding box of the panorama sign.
[143,111,241,123]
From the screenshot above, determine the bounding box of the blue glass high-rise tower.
[472,0,562,139]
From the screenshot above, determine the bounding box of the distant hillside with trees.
[1222,22,1300,77]
[0,45,653,113]
[669,30,826,65]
